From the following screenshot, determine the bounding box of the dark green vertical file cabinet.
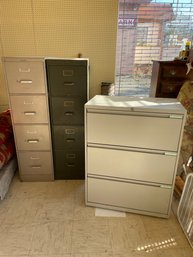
[46,59,89,179]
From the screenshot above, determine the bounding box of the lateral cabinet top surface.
[85,95,186,114]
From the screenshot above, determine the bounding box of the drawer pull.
[18,80,32,84]
[31,165,41,169]
[27,139,39,143]
[169,70,176,76]
[164,151,177,156]
[169,114,183,119]
[24,111,36,116]
[66,138,75,143]
[160,185,172,189]
[167,86,174,92]
[63,101,74,107]
[64,82,75,86]
[65,112,74,116]
[67,163,75,167]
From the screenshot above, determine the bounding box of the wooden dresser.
[150,60,193,98]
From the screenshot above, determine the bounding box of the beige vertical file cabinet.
[3,57,54,181]
[85,95,186,218]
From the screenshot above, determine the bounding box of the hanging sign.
[118,16,137,28]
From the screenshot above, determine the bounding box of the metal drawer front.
[4,60,46,94]
[53,125,84,150]
[87,146,176,185]
[10,95,48,123]
[18,151,52,175]
[47,65,87,97]
[14,125,51,150]
[87,178,171,215]
[50,97,85,125]
[87,112,182,151]
[54,150,85,179]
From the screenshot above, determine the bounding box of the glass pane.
[115,0,193,96]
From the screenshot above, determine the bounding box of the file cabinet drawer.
[87,178,171,215]
[50,97,84,125]
[46,64,87,97]
[87,112,182,151]
[14,125,51,150]
[53,125,84,150]
[54,150,85,179]
[4,59,46,94]
[87,146,176,185]
[10,95,48,123]
[18,151,52,175]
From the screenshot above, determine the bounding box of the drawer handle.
[66,138,75,143]
[27,139,39,143]
[63,101,74,107]
[24,111,36,116]
[66,153,76,158]
[64,82,75,86]
[169,70,176,76]
[18,80,32,84]
[67,163,75,167]
[31,165,42,169]
[65,112,74,116]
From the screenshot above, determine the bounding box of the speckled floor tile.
[71,219,112,253]
[0,223,35,255]
[30,221,72,255]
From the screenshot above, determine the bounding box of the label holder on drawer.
[17,80,32,84]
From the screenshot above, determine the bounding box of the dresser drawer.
[161,65,187,79]
[10,95,48,123]
[4,60,46,94]
[50,97,85,125]
[46,64,87,97]
[53,125,84,150]
[14,125,51,150]
[18,151,52,175]
[87,112,182,151]
[87,146,176,184]
[54,150,85,179]
[160,81,182,95]
[87,177,171,215]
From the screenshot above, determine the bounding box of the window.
[136,27,148,45]
[115,0,193,96]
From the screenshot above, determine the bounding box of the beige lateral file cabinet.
[3,57,54,181]
[85,95,186,218]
